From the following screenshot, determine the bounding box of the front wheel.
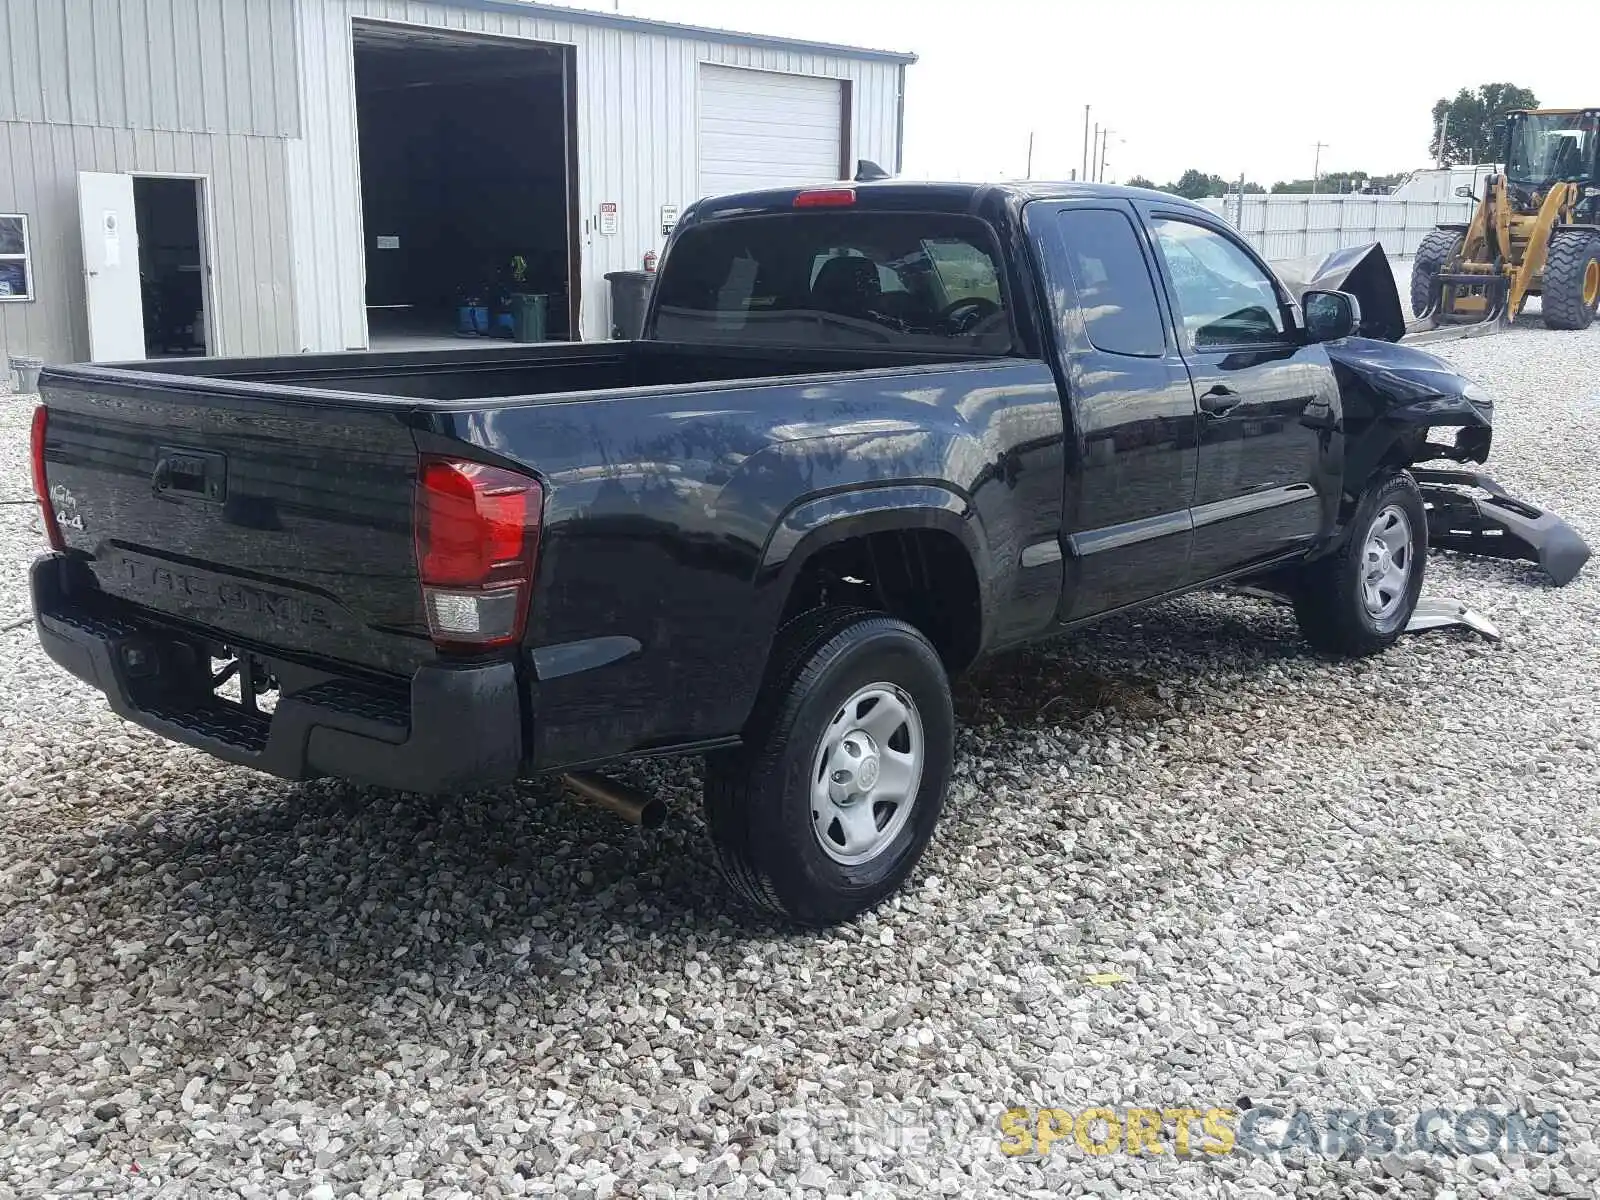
[1292,472,1428,657]
[703,608,954,927]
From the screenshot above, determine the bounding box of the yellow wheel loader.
[1411,108,1600,330]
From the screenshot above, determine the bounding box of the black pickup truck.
[32,180,1506,925]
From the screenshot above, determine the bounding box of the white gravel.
[3,320,1599,1199]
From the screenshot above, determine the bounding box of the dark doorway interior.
[134,177,209,358]
[353,24,574,346]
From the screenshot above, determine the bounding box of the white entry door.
[698,66,844,199]
[78,172,146,362]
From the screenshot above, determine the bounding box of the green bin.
[509,293,548,343]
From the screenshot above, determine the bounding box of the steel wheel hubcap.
[811,683,923,866]
[1361,504,1413,620]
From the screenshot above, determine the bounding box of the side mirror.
[1302,289,1361,342]
[1455,185,1476,199]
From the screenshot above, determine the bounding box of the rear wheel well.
[778,529,983,674]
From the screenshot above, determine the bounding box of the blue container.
[456,304,489,337]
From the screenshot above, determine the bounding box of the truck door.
[1024,201,1200,620]
[1139,209,1334,581]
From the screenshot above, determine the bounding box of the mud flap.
[1414,467,1592,586]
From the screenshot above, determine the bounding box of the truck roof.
[689,179,1217,222]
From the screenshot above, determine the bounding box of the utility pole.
[1091,124,1100,182]
[1082,105,1091,182]
[1311,141,1329,193]
[1436,110,1450,167]
[1099,129,1114,182]
[1025,130,1035,180]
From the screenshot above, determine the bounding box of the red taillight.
[414,457,542,650]
[793,188,856,208]
[31,405,63,551]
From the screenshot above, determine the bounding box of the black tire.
[703,608,954,927]
[1541,230,1600,331]
[1410,229,1463,319]
[1292,472,1428,658]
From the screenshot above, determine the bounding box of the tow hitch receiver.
[1415,468,1592,586]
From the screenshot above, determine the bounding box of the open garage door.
[698,65,846,198]
[353,22,577,347]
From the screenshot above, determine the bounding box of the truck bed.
[105,339,976,402]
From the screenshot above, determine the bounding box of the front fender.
[1326,337,1495,490]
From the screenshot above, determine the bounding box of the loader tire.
[1541,230,1600,331]
[1410,229,1462,319]
[1293,471,1427,658]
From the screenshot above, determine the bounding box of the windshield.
[651,212,1013,353]
[1505,112,1597,184]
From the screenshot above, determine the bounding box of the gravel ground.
[2,320,1599,1199]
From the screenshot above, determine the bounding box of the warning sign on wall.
[598,202,619,236]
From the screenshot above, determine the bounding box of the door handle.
[1199,385,1240,416]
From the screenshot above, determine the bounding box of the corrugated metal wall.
[1200,195,1477,261]
[0,0,300,135]
[0,0,302,364]
[0,123,297,363]
[287,0,906,349]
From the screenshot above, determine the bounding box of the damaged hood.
[1324,337,1495,429]
[1274,242,1408,343]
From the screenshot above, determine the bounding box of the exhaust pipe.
[562,771,667,829]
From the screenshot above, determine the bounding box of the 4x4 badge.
[50,484,84,531]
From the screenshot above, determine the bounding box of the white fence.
[1198,195,1475,260]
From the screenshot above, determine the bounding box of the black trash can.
[605,271,654,340]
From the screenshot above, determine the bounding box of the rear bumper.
[31,555,523,793]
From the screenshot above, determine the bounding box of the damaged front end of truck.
[1280,244,1591,586]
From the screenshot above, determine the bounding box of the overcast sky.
[572,0,1595,186]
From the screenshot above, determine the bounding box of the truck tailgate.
[38,370,432,677]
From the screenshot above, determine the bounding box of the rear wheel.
[1292,472,1427,657]
[1410,229,1463,319]
[1541,230,1600,330]
[703,608,954,926]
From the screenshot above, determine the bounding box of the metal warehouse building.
[0,0,912,366]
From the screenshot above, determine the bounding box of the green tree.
[1126,174,1157,190]
[1431,83,1539,164]
[1170,168,1225,199]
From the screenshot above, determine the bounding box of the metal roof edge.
[443,0,919,64]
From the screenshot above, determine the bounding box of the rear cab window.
[652,212,1014,353]
[1051,208,1167,357]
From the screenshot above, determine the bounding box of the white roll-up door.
[698,65,845,199]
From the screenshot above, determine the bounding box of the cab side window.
[1151,218,1287,350]
[1053,208,1166,358]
